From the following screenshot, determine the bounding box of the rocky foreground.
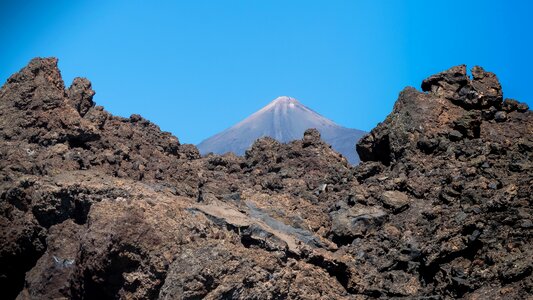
[0,58,531,299]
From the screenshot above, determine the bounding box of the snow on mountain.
[197,96,367,164]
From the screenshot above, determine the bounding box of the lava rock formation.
[0,58,531,299]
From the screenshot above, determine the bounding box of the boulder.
[330,206,387,244]
[380,191,411,213]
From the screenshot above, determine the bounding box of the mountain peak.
[197,96,367,164]
[263,96,301,111]
[272,96,298,104]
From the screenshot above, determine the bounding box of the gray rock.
[449,130,463,141]
[330,206,387,243]
[494,111,507,122]
[380,191,411,213]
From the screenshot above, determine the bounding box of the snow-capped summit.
[272,95,295,103]
[197,96,366,164]
[254,96,313,115]
[268,96,301,107]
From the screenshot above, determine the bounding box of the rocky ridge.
[0,58,531,299]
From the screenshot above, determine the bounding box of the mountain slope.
[197,96,366,164]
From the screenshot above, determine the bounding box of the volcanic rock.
[0,58,531,299]
[380,190,410,213]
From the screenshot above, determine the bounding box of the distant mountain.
[197,96,367,164]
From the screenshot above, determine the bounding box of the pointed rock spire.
[2,57,66,111]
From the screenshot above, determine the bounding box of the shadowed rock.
[67,77,95,117]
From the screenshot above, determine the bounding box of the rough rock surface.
[1,58,531,299]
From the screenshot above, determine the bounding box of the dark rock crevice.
[0,227,47,300]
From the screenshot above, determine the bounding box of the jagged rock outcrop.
[0,58,531,299]
[352,65,531,298]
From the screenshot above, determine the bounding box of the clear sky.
[1,1,531,144]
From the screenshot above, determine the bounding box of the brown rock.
[0,58,531,299]
[67,77,95,117]
[380,190,410,213]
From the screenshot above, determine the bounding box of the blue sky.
[1,1,531,144]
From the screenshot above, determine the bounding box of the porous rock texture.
[0,58,531,299]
